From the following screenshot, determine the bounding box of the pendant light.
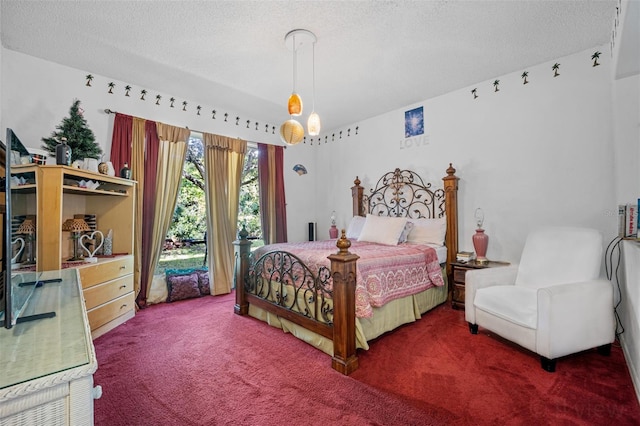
[307,38,321,136]
[279,119,305,145]
[287,32,302,116]
[280,29,317,146]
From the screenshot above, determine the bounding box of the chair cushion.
[515,227,602,289]
[474,286,538,329]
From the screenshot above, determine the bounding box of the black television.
[0,131,13,328]
[0,128,55,329]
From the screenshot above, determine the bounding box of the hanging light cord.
[292,34,297,93]
[311,40,316,112]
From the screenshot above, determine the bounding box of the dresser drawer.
[87,292,135,331]
[78,256,133,289]
[452,283,466,305]
[84,275,133,310]
[453,267,468,283]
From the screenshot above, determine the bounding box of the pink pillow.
[166,273,201,302]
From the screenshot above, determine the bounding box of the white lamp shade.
[280,119,304,145]
[307,111,321,136]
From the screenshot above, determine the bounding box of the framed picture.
[405,106,424,138]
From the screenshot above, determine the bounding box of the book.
[626,203,638,237]
[456,251,475,262]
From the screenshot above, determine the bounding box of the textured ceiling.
[0,0,617,134]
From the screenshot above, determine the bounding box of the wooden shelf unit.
[11,164,135,271]
[11,165,137,337]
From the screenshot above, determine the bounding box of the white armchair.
[465,226,615,372]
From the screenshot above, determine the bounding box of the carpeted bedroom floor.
[93,293,640,425]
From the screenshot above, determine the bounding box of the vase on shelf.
[103,229,113,256]
[56,137,72,166]
[120,163,131,179]
[472,208,489,265]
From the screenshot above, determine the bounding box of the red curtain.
[137,121,160,308]
[110,113,132,174]
[258,143,287,244]
[110,114,161,307]
[273,146,287,242]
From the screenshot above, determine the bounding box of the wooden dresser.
[78,256,136,339]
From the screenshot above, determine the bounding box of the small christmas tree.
[42,99,102,162]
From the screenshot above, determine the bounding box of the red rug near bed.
[93,293,640,425]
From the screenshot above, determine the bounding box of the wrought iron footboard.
[245,250,334,326]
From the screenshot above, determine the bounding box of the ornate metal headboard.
[351,164,459,273]
[360,168,445,219]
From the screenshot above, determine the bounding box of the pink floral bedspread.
[252,240,444,318]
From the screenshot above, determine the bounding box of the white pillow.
[358,214,407,245]
[345,216,366,239]
[407,217,447,246]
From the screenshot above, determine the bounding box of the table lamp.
[16,219,36,265]
[329,211,338,239]
[62,217,91,261]
[472,208,489,265]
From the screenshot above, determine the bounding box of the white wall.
[307,46,616,264]
[0,48,318,242]
[2,46,619,257]
[612,74,640,204]
[0,49,287,152]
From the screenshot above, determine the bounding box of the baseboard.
[620,334,640,404]
[91,309,135,340]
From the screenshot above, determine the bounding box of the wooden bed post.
[328,231,360,375]
[233,226,252,315]
[351,177,364,217]
[442,163,459,277]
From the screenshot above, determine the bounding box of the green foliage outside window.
[167,136,261,242]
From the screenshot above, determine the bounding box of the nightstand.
[451,260,510,310]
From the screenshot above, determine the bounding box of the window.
[157,134,261,272]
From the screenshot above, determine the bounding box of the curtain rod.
[103,108,265,145]
[104,108,193,130]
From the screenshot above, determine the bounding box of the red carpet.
[93,293,640,425]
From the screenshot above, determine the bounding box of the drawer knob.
[119,266,126,270]
[119,285,127,289]
[120,304,128,309]
[93,385,103,400]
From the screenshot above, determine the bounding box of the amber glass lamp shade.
[280,119,304,145]
[288,93,303,116]
[307,112,321,136]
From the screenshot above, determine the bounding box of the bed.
[233,165,459,374]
